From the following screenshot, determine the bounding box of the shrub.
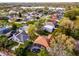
[37,48,48,56]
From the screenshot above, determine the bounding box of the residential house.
[9,31,29,44]
[0,16,9,20]
[50,13,62,27]
[51,14,58,22]
[56,9,64,20]
[43,22,55,32]
[0,27,11,35]
[31,35,52,53]
[9,10,17,15]
[25,16,32,21]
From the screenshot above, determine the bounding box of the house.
[0,27,11,35]
[0,16,9,20]
[43,25,55,32]
[56,9,64,20]
[55,8,65,12]
[9,10,17,15]
[25,16,32,20]
[50,13,61,27]
[5,30,16,38]
[51,13,58,21]
[43,22,55,32]
[24,13,33,21]
[50,13,60,25]
[9,31,29,44]
[7,16,13,19]
[31,35,52,53]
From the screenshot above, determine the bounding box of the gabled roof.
[34,36,50,48]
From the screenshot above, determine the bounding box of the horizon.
[0,0,78,3]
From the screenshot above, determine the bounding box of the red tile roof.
[50,14,57,22]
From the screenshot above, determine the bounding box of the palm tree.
[28,24,38,40]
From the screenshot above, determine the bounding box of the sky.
[0,0,79,3]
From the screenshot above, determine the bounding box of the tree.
[26,9,33,12]
[59,17,79,40]
[15,46,24,56]
[49,32,75,56]
[0,35,8,48]
[64,8,79,20]
[15,40,36,56]
[70,29,79,40]
[11,22,23,29]
[43,6,49,15]
[28,24,37,40]
[15,42,29,56]
[35,18,47,30]
[59,16,79,40]
[11,23,17,30]
[0,20,9,27]
[0,35,18,50]
[34,18,50,35]
[59,18,74,29]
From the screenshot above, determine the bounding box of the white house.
[43,24,55,33]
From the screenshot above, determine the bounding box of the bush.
[37,48,48,56]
